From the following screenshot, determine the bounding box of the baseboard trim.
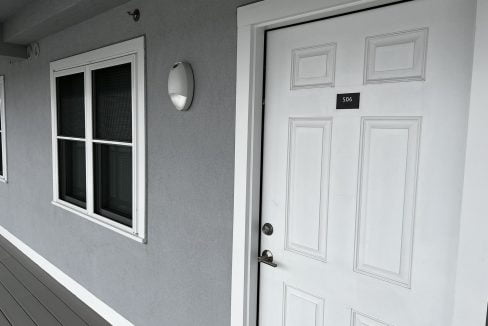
[0,225,134,326]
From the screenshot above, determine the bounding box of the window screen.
[56,65,134,225]
[58,140,86,208]
[92,64,132,142]
[94,144,132,226]
[56,73,85,138]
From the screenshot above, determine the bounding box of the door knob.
[258,250,277,268]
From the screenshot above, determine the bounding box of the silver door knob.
[258,250,277,268]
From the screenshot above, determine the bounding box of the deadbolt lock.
[262,223,274,236]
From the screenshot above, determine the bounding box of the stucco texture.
[0,0,256,325]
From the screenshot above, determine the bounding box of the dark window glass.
[94,144,132,226]
[92,64,132,142]
[57,73,85,138]
[58,140,86,208]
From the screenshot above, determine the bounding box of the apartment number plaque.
[336,93,360,110]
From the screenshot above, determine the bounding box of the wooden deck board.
[0,256,88,326]
[0,310,12,326]
[0,280,36,326]
[0,263,62,326]
[0,236,110,326]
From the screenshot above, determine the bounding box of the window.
[50,37,146,242]
[0,76,7,183]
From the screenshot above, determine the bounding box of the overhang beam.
[0,41,27,58]
[3,0,132,45]
[0,25,27,58]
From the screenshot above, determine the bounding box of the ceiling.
[0,0,131,47]
[0,0,34,23]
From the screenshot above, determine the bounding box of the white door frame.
[231,1,412,325]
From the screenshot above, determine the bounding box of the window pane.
[58,140,86,208]
[92,63,132,142]
[94,144,132,226]
[57,73,85,138]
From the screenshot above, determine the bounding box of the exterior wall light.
[168,62,194,111]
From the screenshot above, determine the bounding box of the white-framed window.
[50,37,146,242]
[0,76,7,183]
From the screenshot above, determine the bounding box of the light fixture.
[168,62,194,111]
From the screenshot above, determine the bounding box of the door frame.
[231,1,412,325]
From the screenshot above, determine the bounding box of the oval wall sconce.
[168,62,194,111]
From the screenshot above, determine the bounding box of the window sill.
[52,200,146,244]
[0,177,7,183]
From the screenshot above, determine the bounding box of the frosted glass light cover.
[168,62,194,111]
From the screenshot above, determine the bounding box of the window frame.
[50,37,146,243]
[0,76,7,183]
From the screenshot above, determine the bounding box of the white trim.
[51,67,60,205]
[452,1,488,323]
[231,1,410,326]
[237,0,408,28]
[51,201,144,243]
[0,224,134,325]
[50,36,146,243]
[56,136,85,142]
[92,139,132,147]
[85,64,95,221]
[0,76,8,183]
[52,66,85,78]
[50,37,145,73]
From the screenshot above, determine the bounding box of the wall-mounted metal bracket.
[127,9,140,22]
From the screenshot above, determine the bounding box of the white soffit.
[0,0,33,23]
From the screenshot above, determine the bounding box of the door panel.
[283,284,325,326]
[259,1,467,325]
[285,118,331,262]
[355,117,421,288]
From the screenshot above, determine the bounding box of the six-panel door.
[259,1,464,325]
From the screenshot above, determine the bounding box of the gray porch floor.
[0,236,110,326]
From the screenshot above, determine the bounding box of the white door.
[259,2,468,325]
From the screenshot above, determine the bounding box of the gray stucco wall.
[0,0,256,324]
